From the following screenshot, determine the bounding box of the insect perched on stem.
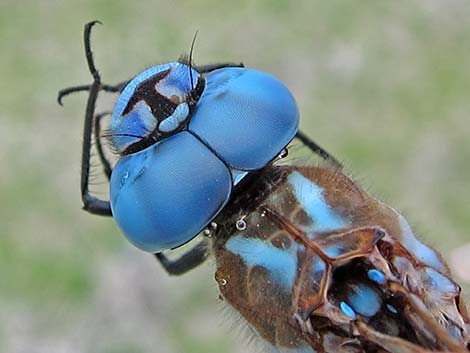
[59,22,470,353]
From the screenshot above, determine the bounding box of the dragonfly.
[59,22,470,353]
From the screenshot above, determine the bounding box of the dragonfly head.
[109,65,299,253]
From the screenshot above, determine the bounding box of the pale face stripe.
[158,102,189,132]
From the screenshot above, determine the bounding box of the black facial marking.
[122,134,158,155]
[122,68,177,120]
[120,67,206,156]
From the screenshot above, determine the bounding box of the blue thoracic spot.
[425,267,458,293]
[386,304,398,314]
[368,269,386,285]
[398,215,445,272]
[340,301,357,318]
[347,283,382,317]
[322,243,347,258]
[288,172,350,235]
[311,256,326,282]
[225,235,298,290]
[448,323,464,341]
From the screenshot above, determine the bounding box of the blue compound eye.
[110,62,202,154]
[110,132,232,253]
[189,68,299,170]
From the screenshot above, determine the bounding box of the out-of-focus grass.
[0,1,469,353]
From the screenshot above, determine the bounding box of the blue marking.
[110,62,200,153]
[348,283,382,317]
[311,256,326,280]
[159,103,189,132]
[368,269,386,285]
[156,64,199,99]
[225,235,298,290]
[412,242,443,271]
[386,304,398,314]
[425,268,457,293]
[110,101,156,151]
[322,244,345,258]
[114,63,171,118]
[398,215,445,272]
[288,172,350,234]
[113,62,198,118]
[340,301,356,318]
[448,323,463,341]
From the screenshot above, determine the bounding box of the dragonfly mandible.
[58,22,470,353]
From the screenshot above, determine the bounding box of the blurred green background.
[1,1,469,352]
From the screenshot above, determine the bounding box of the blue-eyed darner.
[59,22,470,353]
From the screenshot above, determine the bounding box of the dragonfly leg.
[77,21,112,217]
[154,240,209,275]
[195,62,244,73]
[57,81,128,106]
[296,130,342,168]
